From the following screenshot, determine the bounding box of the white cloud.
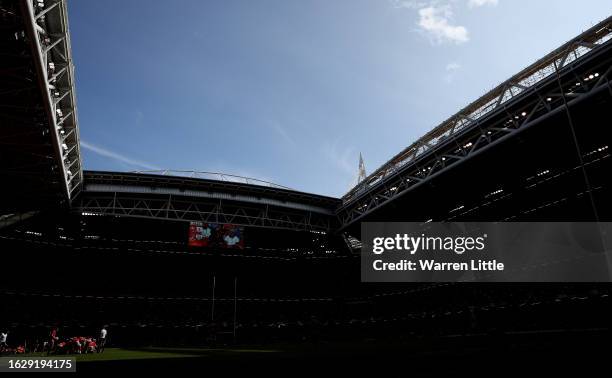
[322,139,360,191]
[323,140,355,175]
[81,140,160,170]
[269,121,296,147]
[468,0,498,8]
[391,0,428,9]
[417,5,469,44]
[445,61,461,82]
[446,62,461,71]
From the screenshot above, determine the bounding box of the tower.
[357,153,367,184]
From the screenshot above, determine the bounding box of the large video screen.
[188,222,244,249]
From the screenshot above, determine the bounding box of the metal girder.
[19,0,83,200]
[337,48,612,229]
[82,171,341,211]
[343,16,612,206]
[131,170,294,190]
[75,193,334,232]
[75,171,339,231]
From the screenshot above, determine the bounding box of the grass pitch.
[74,348,201,362]
[23,346,281,363]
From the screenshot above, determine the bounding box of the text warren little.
[373,259,505,272]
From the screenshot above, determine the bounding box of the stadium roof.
[343,15,612,203]
[0,0,82,209]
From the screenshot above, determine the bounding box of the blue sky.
[69,0,611,197]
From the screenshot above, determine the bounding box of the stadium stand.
[0,1,611,366]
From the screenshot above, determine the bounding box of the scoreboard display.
[188,222,244,249]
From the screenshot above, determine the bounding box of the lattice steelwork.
[77,194,334,232]
[338,16,612,229]
[343,17,612,205]
[132,170,293,190]
[75,171,340,232]
[22,0,82,199]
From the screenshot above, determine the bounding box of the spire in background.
[357,153,367,184]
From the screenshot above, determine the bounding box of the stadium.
[1,0,611,373]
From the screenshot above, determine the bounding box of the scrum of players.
[0,327,107,355]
